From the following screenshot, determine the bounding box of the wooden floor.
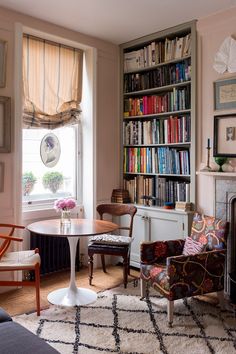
[0,265,140,316]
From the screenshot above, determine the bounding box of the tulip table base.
[47,287,97,306]
[27,218,118,307]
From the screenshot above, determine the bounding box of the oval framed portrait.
[40,133,61,168]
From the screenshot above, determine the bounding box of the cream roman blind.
[23,35,83,129]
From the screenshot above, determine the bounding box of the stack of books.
[111,189,130,204]
[175,201,192,211]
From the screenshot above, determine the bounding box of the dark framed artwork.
[214,78,236,110]
[0,96,11,153]
[213,114,236,157]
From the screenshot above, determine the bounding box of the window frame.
[22,122,82,212]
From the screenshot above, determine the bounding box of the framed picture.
[0,162,4,192]
[213,114,236,157]
[0,96,11,153]
[214,78,236,110]
[40,133,61,167]
[0,39,7,88]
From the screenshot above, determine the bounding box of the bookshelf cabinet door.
[130,212,149,268]
[149,210,193,242]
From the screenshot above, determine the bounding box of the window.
[22,125,80,206]
[22,34,83,209]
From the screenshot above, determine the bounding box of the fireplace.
[215,178,236,293]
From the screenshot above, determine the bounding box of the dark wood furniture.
[88,204,137,288]
[0,223,41,316]
[27,218,118,306]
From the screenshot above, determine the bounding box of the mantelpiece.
[196,171,236,177]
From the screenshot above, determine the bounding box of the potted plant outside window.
[42,171,64,194]
[22,172,37,196]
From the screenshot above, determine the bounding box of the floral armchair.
[140,213,228,326]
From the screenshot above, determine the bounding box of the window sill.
[22,204,84,222]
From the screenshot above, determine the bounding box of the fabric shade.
[23,35,83,129]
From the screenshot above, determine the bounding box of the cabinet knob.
[141,216,149,221]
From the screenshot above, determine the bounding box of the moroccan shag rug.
[13,281,236,354]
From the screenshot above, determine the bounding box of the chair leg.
[128,254,131,276]
[167,300,174,327]
[217,290,225,310]
[140,278,147,299]
[35,263,40,316]
[88,254,94,285]
[123,255,128,288]
[101,254,106,273]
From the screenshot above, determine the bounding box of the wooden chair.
[0,223,41,316]
[140,213,229,326]
[88,204,137,288]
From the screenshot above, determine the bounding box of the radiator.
[30,232,80,275]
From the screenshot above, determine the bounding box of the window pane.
[22,126,77,204]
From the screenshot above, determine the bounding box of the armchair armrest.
[140,239,185,264]
[167,249,226,293]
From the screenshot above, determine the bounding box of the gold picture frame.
[214,78,236,110]
[0,39,7,88]
[0,96,11,153]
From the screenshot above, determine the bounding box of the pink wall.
[0,7,120,223]
[197,7,236,214]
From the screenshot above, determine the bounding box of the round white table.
[27,218,118,306]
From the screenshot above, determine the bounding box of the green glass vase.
[214,157,227,172]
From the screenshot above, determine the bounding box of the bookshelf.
[120,21,196,209]
[120,21,196,267]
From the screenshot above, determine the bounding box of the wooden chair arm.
[0,234,23,242]
[0,223,25,229]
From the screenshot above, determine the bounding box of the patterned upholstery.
[190,213,227,250]
[89,234,132,246]
[140,213,228,302]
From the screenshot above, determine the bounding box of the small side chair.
[88,203,137,288]
[140,213,228,326]
[0,223,41,315]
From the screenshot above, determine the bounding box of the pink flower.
[54,198,76,211]
[65,199,76,209]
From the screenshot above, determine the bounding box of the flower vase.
[61,209,71,226]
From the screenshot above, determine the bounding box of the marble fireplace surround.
[215,177,236,291]
[198,171,236,293]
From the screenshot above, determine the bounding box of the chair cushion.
[0,250,40,270]
[89,234,132,246]
[190,213,227,250]
[182,236,206,256]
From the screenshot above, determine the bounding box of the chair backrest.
[96,204,137,238]
[0,224,24,259]
[190,213,228,250]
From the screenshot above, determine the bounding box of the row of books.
[124,175,190,206]
[124,59,191,93]
[123,147,190,175]
[124,86,191,117]
[124,33,191,73]
[123,115,191,145]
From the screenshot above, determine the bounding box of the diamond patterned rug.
[13,281,236,354]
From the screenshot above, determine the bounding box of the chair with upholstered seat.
[88,204,137,288]
[0,223,41,315]
[140,213,228,326]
